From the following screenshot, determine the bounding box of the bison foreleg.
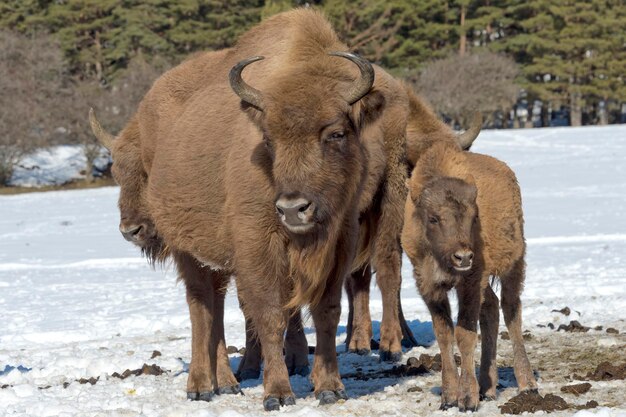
[344,265,373,355]
[311,277,346,405]
[177,252,218,401]
[284,309,310,376]
[242,293,294,411]
[374,247,404,362]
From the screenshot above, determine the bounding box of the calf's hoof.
[187,391,214,402]
[348,348,371,356]
[236,369,260,381]
[263,395,296,411]
[440,401,458,411]
[379,349,402,363]
[317,389,348,405]
[217,384,242,395]
[288,365,310,377]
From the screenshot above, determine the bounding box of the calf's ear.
[351,90,385,131]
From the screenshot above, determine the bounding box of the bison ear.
[407,170,432,207]
[351,90,385,131]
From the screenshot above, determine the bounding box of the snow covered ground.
[1,125,625,416]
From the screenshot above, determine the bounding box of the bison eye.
[326,131,346,142]
[429,216,439,225]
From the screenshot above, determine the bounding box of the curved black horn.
[229,56,265,110]
[329,51,375,105]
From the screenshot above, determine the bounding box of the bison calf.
[401,142,537,411]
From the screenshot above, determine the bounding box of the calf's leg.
[501,259,537,393]
[455,274,482,412]
[478,284,499,400]
[424,295,459,409]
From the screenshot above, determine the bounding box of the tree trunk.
[94,30,103,82]
[459,4,467,56]
[570,91,582,126]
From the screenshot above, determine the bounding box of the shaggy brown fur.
[401,141,537,411]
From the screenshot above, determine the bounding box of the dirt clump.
[227,345,239,354]
[583,361,626,381]
[150,350,161,359]
[606,328,619,334]
[78,377,99,385]
[560,382,591,395]
[499,391,568,414]
[111,363,165,380]
[552,307,571,316]
[557,320,590,333]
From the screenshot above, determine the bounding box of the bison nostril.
[468,252,474,260]
[276,206,285,216]
[299,202,311,213]
[121,224,143,242]
[453,254,463,262]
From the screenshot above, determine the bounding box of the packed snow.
[1,125,625,416]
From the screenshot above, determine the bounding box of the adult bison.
[127,9,406,409]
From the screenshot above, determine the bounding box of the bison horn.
[229,56,265,110]
[458,112,483,150]
[89,108,115,150]
[329,51,375,105]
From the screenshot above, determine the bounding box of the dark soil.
[561,382,591,396]
[499,391,569,414]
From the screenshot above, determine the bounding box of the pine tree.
[491,0,626,125]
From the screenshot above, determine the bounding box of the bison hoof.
[288,365,310,377]
[263,395,296,411]
[187,391,214,402]
[480,393,496,401]
[236,369,260,381]
[459,404,479,412]
[217,384,242,395]
[440,401,458,411]
[282,395,296,406]
[317,389,348,405]
[379,350,402,363]
[348,348,371,356]
[263,397,281,411]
